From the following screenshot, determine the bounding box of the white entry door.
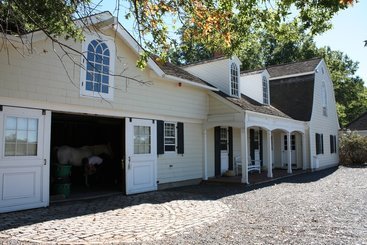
[0,106,51,213]
[126,118,157,195]
[281,134,296,168]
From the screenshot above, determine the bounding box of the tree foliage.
[0,0,355,64]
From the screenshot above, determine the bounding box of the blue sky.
[314,1,366,85]
[96,1,366,85]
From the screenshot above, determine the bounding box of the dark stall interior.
[50,112,125,200]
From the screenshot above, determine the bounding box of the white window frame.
[230,63,239,97]
[262,76,269,104]
[164,122,176,153]
[321,81,328,116]
[80,33,115,100]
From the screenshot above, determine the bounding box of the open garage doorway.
[50,112,125,201]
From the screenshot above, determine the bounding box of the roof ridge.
[266,57,322,69]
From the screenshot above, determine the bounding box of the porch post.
[241,127,249,184]
[302,133,307,170]
[287,132,292,174]
[267,130,273,178]
[203,129,208,180]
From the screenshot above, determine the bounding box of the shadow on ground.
[0,166,338,231]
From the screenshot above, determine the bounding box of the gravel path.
[157,166,367,244]
[0,166,366,244]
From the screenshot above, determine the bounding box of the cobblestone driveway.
[1,166,366,244]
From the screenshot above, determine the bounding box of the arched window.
[85,39,110,94]
[230,63,239,97]
[262,76,269,104]
[321,82,327,116]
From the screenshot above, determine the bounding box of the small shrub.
[339,131,367,166]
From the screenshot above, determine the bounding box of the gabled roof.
[270,74,315,121]
[181,56,227,68]
[267,58,321,79]
[215,91,291,119]
[346,112,367,130]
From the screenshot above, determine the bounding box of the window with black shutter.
[316,133,324,155]
[157,121,184,155]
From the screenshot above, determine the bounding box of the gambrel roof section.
[346,111,367,130]
[270,74,315,121]
[215,91,291,119]
[267,58,321,79]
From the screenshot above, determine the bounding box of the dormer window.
[230,63,239,97]
[321,82,327,116]
[262,76,269,104]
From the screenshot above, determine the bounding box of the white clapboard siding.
[157,122,203,183]
[0,33,208,121]
[240,70,268,104]
[208,95,238,115]
[309,60,340,168]
[184,59,231,95]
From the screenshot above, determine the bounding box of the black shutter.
[321,134,324,154]
[214,126,221,176]
[250,129,255,160]
[228,127,233,170]
[316,133,320,155]
[177,122,184,154]
[157,120,164,155]
[259,130,263,166]
[330,135,333,154]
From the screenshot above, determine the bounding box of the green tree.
[0,0,354,67]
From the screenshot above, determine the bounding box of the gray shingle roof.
[347,112,367,130]
[270,74,315,121]
[267,58,321,78]
[215,91,291,119]
[153,57,215,88]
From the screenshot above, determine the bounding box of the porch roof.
[215,91,291,119]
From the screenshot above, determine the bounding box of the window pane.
[133,126,151,154]
[5,130,16,142]
[27,144,37,156]
[102,85,109,93]
[5,143,15,156]
[17,130,27,143]
[102,75,109,84]
[28,119,37,130]
[28,131,37,143]
[95,54,102,63]
[165,138,175,144]
[6,117,16,130]
[17,118,27,130]
[95,64,101,73]
[16,143,27,156]
[93,82,101,92]
[86,81,93,91]
[103,57,110,65]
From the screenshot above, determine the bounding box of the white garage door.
[0,106,51,213]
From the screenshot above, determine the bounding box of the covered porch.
[203,110,308,184]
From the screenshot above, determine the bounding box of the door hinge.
[42,110,46,115]
[44,159,47,165]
